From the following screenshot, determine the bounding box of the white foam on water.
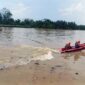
[32,51,54,61]
[0,45,57,69]
[50,49,60,53]
[0,51,54,69]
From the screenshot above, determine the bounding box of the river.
[0,27,85,69]
[0,27,85,48]
[0,27,85,85]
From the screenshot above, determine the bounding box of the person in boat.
[65,42,72,49]
[75,41,80,48]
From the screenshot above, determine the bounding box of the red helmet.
[77,41,80,43]
[68,42,71,45]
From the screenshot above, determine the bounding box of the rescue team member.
[75,41,80,48]
[65,42,72,49]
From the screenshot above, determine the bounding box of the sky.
[0,0,85,25]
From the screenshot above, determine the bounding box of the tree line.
[0,8,85,29]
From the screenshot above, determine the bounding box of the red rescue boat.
[61,43,85,53]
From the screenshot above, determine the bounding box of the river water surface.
[0,27,85,71]
[0,27,85,48]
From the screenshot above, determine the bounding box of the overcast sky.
[0,0,85,24]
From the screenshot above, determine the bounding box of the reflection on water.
[0,27,85,49]
[62,51,85,61]
[59,50,85,73]
[0,27,79,48]
[35,28,74,36]
[0,27,13,46]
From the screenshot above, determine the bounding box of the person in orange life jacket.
[75,41,80,48]
[65,42,72,49]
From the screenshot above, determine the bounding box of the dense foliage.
[0,8,85,29]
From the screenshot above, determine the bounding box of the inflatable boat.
[61,43,85,53]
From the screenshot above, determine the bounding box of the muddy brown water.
[0,27,85,85]
[0,27,84,71]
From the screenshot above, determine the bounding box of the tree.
[0,8,12,20]
[0,13,2,24]
[0,8,13,24]
[67,22,77,29]
[14,19,21,25]
[41,19,54,28]
[54,20,68,29]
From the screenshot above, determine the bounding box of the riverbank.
[0,25,31,28]
[0,45,85,85]
[0,25,85,30]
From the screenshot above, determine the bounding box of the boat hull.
[61,43,85,53]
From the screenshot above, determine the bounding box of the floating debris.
[75,72,79,75]
[34,62,40,65]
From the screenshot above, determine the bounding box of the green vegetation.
[0,8,85,29]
